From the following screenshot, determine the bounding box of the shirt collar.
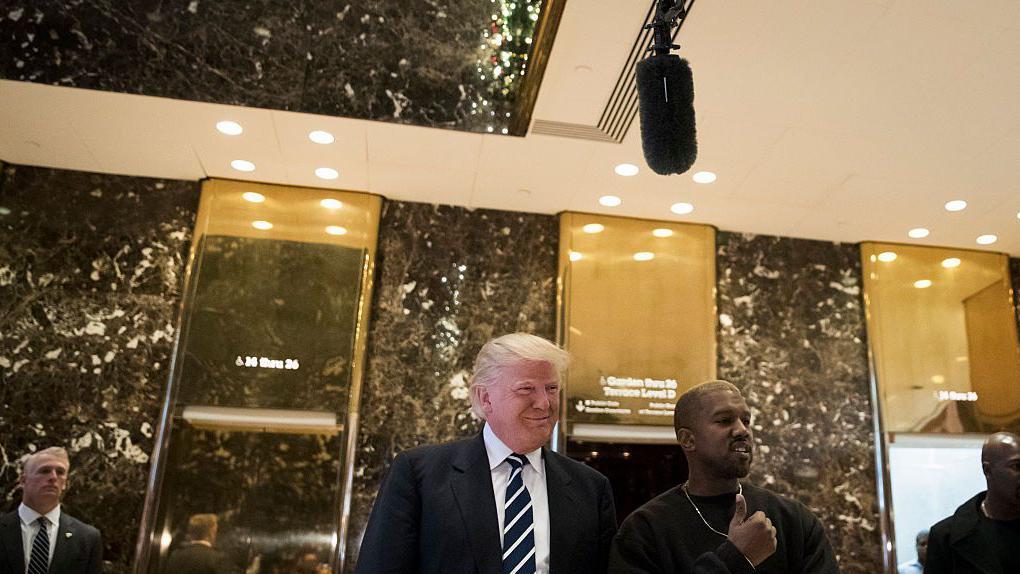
[18,502,61,528]
[483,423,544,475]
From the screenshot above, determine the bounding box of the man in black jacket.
[609,380,837,574]
[166,513,237,574]
[356,333,617,574]
[926,432,1020,574]
[0,447,103,574]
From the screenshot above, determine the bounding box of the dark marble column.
[716,232,882,573]
[0,165,199,574]
[345,201,558,571]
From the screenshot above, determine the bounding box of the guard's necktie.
[28,516,50,574]
[502,454,537,574]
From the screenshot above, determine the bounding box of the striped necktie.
[502,454,536,574]
[28,516,50,574]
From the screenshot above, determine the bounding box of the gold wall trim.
[134,179,382,574]
[556,212,716,443]
[861,240,1020,572]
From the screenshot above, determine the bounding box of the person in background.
[166,513,237,574]
[609,380,838,574]
[926,431,1020,574]
[356,333,617,574]
[0,446,103,574]
[898,529,928,574]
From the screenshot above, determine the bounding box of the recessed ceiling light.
[931,375,945,384]
[671,202,694,215]
[652,228,674,238]
[569,251,583,262]
[599,195,622,207]
[216,120,243,136]
[614,163,639,177]
[692,171,717,184]
[976,234,998,245]
[907,227,929,239]
[913,279,932,289]
[308,130,335,144]
[242,192,265,203]
[941,257,961,268]
[325,225,348,236]
[633,252,655,261]
[1016,211,1020,220]
[582,223,604,234]
[231,159,256,172]
[320,198,343,209]
[315,167,339,180]
[944,200,967,212]
[877,251,897,262]
[252,220,273,230]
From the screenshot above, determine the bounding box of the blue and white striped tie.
[28,516,50,574]
[502,454,537,574]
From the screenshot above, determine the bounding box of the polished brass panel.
[135,180,381,574]
[557,213,716,434]
[862,242,1020,434]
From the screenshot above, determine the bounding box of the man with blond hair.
[166,513,237,574]
[0,446,102,574]
[357,333,617,574]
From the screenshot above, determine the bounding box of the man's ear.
[677,428,695,451]
[473,385,492,415]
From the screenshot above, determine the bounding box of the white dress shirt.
[18,502,60,572]
[483,423,550,574]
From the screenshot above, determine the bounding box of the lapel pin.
[65,532,72,538]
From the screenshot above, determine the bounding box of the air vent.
[531,0,692,143]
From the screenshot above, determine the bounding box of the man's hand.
[727,494,777,567]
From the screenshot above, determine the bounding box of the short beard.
[705,453,752,480]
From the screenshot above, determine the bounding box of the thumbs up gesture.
[727,494,777,567]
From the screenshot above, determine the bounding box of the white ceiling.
[0,0,1018,255]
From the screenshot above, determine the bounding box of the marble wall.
[346,201,559,571]
[0,0,542,133]
[4,161,1016,574]
[716,232,882,573]
[0,165,199,574]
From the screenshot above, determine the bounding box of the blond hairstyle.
[468,333,570,419]
[23,447,70,474]
[186,514,219,541]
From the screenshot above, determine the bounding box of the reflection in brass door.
[862,242,1020,434]
[862,241,1020,573]
[134,180,381,574]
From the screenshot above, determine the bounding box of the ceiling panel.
[0,82,99,173]
[271,111,370,192]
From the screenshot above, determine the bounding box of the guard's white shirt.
[18,502,60,572]
[483,424,550,574]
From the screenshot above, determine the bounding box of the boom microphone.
[637,0,697,176]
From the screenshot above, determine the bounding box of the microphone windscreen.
[636,54,697,175]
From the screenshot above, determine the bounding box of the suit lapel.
[544,450,578,574]
[0,512,26,573]
[50,513,76,572]
[450,434,502,574]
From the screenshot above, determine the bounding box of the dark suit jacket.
[165,542,237,574]
[355,433,618,574]
[927,491,1008,574]
[0,508,103,574]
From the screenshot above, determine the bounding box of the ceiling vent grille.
[531,0,692,143]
